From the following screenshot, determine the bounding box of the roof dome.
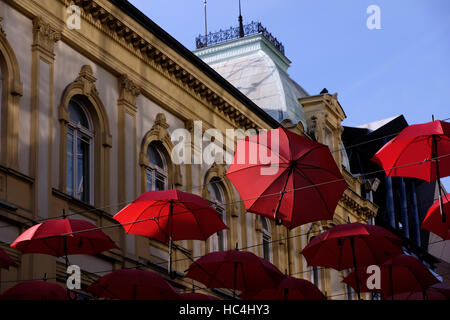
[194,33,308,130]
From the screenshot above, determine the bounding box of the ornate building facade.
[0,0,377,299]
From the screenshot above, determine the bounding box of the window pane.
[263,237,270,260]
[76,137,89,202]
[155,173,166,191]
[146,170,153,192]
[69,100,89,129]
[66,130,74,196]
[147,144,164,168]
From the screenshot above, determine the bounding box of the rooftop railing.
[195,21,285,55]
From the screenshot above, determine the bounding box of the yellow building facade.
[0,0,377,299]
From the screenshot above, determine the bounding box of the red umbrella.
[371,120,450,221]
[301,222,404,299]
[343,254,440,299]
[113,190,228,276]
[421,193,450,239]
[0,248,15,269]
[226,128,347,229]
[0,281,67,300]
[181,292,220,300]
[384,283,450,300]
[185,249,285,299]
[240,276,326,300]
[87,269,181,300]
[10,219,118,263]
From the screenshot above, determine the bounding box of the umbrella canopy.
[0,281,67,300]
[113,190,228,242]
[240,276,326,300]
[181,292,220,300]
[301,223,403,270]
[0,248,15,269]
[10,219,118,257]
[301,222,404,300]
[421,193,450,239]
[226,128,347,229]
[87,269,181,300]
[343,254,440,298]
[185,249,285,298]
[384,283,450,300]
[371,120,450,182]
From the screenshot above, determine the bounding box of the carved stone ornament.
[32,17,61,54]
[119,74,141,107]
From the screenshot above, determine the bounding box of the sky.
[128,0,450,190]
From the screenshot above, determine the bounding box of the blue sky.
[129,0,450,190]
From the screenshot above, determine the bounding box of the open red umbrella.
[226,127,347,229]
[87,269,181,300]
[185,249,285,299]
[0,281,67,300]
[113,190,228,277]
[0,248,15,269]
[301,222,404,299]
[371,120,450,221]
[384,283,450,300]
[240,276,326,300]
[10,218,118,263]
[181,292,220,300]
[421,193,450,240]
[343,254,440,299]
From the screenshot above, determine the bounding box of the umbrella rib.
[125,201,166,235]
[292,166,334,218]
[184,203,208,241]
[247,167,292,213]
[388,136,429,177]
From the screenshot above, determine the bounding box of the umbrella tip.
[347,216,351,224]
[235,242,239,251]
[43,273,47,282]
[432,114,435,121]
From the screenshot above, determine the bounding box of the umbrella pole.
[168,200,175,279]
[349,237,361,300]
[432,135,446,223]
[273,166,294,226]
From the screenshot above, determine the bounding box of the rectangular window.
[67,129,74,196]
[263,235,270,260]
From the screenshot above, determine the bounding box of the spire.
[238,0,244,38]
[204,0,208,45]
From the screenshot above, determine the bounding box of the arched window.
[261,217,272,261]
[66,99,93,202]
[145,142,168,191]
[208,178,226,251]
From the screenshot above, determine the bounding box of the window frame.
[207,179,227,252]
[66,99,94,204]
[145,142,168,192]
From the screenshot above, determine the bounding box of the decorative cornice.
[32,17,61,56]
[75,65,98,97]
[340,190,378,221]
[118,74,141,113]
[67,0,258,130]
